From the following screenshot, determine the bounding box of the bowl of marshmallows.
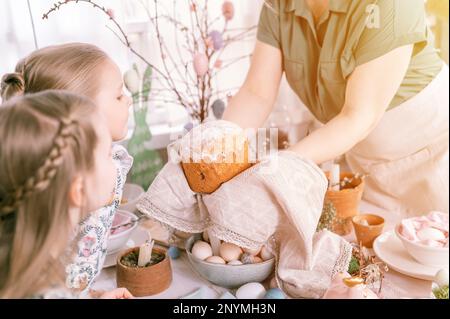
[395,211,448,266]
[186,233,275,289]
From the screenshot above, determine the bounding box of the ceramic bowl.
[185,235,275,289]
[395,224,449,267]
[107,210,138,255]
[352,214,385,248]
[119,183,145,212]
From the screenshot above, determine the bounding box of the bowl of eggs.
[395,211,449,266]
[119,183,145,213]
[185,234,275,289]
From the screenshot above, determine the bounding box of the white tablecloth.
[92,201,433,299]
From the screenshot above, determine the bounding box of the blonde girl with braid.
[0,43,134,291]
[0,91,133,299]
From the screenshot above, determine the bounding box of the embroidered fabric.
[137,125,352,298]
[65,145,133,291]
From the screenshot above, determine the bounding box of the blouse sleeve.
[353,0,428,67]
[256,0,282,49]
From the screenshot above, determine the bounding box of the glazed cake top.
[168,120,250,164]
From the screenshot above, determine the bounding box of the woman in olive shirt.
[223,0,448,217]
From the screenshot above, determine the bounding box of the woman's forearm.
[289,108,379,164]
[291,45,414,164]
[222,40,283,129]
[222,85,274,129]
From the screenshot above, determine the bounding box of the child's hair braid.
[0,118,79,219]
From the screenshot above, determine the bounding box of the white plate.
[103,227,150,268]
[373,231,441,281]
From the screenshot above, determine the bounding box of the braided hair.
[0,90,98,298]
[0,118,79,219]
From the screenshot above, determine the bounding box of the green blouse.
[257,0,443,123]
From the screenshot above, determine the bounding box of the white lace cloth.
[137,149,352,299]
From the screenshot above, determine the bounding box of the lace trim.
[208,224,265,250]
[137,197,269,250]
[137,197,210,234]
[331,238,353,278]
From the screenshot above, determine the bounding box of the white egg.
[417,228,446,242]
[236,282,266,299]
[434,268,449,287]
[219,242,243,262]
[192,241,213,260]
[228,260,243,266]
[243,246,262,256]
[205,256,226,264]
[241,253,263,264]
[260,246,274,261]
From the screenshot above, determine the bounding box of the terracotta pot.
[352,214,385,248]
[116,246,172,297]
[324,172,365,235]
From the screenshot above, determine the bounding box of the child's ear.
[69,176,85,207]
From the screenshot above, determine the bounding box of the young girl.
[0,91,132,299]
[1,43,133,291]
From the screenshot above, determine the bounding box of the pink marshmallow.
[400,212,449,248]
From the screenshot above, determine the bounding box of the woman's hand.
[98,288,134,299]
[222,40,283,129]
[289,44,414,164]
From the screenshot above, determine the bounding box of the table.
[92,201,433,299]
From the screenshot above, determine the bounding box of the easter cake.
[169,120,254,194]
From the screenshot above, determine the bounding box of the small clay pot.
[116,246,172,297]
[324,172,365,235]
[352,214,385,248]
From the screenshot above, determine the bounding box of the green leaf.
[141,65,153,101]
[348,256,360,275]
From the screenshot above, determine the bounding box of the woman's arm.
[222,40,283,129]
[289,44,414,164]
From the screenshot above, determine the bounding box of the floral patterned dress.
[65,145,133,290]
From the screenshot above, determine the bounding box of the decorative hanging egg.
[236,282,266,299]
[184,122,194,132]
[123,69,140,94]
[206,256,226,264]
[192,240,213,260]
[106,8,115,19]
[168,246,181,259]
[260,246,274,261]
[264,288,285,299]
[193,53,209,77]
[241,253,263,264]
[208,30,224,51]
[211,99,226,119]
[222,1,235,21]
[219,242,243,262]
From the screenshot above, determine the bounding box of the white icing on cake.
[168,120,252,164]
